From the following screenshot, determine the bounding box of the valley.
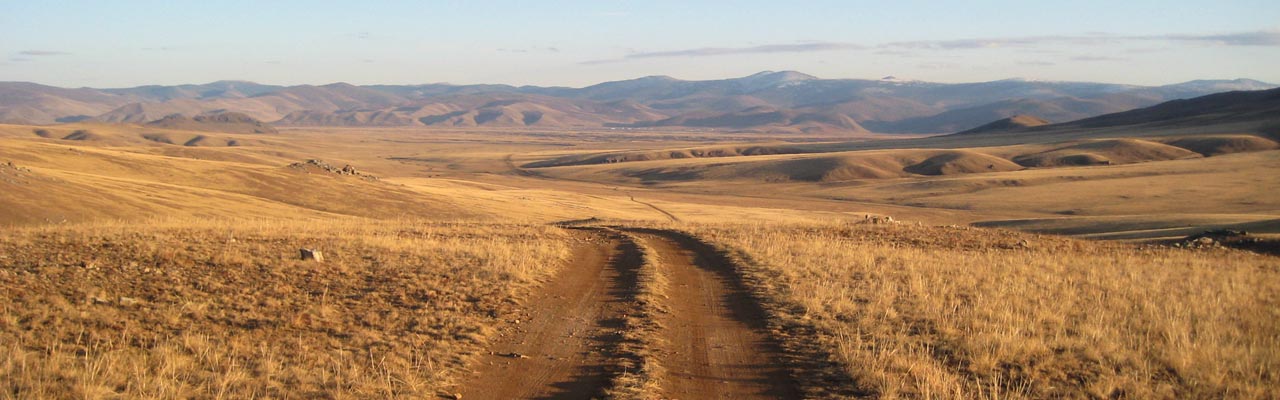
[2,78,1278,399]
[5,1,1280,397]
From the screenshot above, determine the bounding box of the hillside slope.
[2,74,1272,133]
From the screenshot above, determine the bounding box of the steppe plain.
[1,98,1278,398]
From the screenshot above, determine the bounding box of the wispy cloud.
[581,42,864,65]
[577,30,1278,65]
[1071,55,1127,62]
[887,36,1096,49]
[917,61,963,70]
[18,50,70,56]
[1161,30,1280,46]
[498,46,561,54]
[882,30,1280,50]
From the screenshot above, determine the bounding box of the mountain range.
[1,72,1273,134]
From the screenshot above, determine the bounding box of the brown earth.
[453,226,807,399]
[455,228,642,399]
[631,230,803,399]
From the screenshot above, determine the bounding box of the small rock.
[119,297,139,306]
[300,248,324,262]
[863,215,897,225]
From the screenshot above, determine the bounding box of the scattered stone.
[119,297,139,306]
[91,296,110,304]
[1,161,32,175]
[287,159,379,181]
[863,215,897,224]
[1180,229,1248,249]
[1186,229,1247,241]
[300,248,324,262]
[444,392,463,400]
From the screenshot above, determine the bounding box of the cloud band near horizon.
[581,30,1280,64]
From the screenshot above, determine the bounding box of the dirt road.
[455,228,642,399]
[627,193,681,222]
[631,230,802,399]
[456,227,802,399]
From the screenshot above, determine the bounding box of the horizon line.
[3,72,1275,91]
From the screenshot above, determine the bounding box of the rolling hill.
[958,115,1050,134]
[145,112,278,134]
[0,73,1273,133]
[522,85,1280,183]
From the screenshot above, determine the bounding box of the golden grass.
[0,218,569,399]
[604,231,668,399]
[4,121,1280,398]
[682,222,1280,399]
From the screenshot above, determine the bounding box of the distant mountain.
[1059,87,1280,129]
[864,97,1124,133]
[0,82,133,124]
[954,87,1280,136]
[1,73,1275,134]
[617,105,867,134]
[103,81,284,102]
[957,115,1050,135]
[145,112,278,134]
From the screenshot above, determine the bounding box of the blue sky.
[2,0,1278,87]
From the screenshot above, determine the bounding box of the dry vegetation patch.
[684,223,1280,399]
[0,219,569,398]
[603,231,668,399]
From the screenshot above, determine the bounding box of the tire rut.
[455,228,643,399]
[629,229,802,399]
[627,193,681,222]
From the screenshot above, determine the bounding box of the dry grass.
[683,222,1280,399]
[0,218,569,399]
[604,231,668,400]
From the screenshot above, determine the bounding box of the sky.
[2,0,1279,88]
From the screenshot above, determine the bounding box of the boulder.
[300,248,324,262]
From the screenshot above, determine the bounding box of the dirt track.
[628,194,681,222]
[456,229,641,399]
[457,227,800,399]
[632,230,801,399]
